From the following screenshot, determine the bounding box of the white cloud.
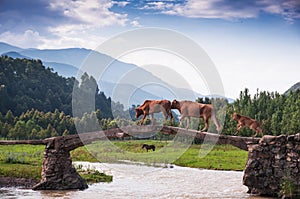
[130,20,140,27]
[0,0,141,49]
[0,30,46,48]
[0,29,106,50]
[141,1,174,10]
[144,0,300,22]
[113,1,129,7]
[162,0,258,19]
[49,0,128,27]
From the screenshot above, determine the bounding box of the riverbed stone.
[243,133,300,198]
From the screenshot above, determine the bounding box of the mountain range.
[0,42,212,106]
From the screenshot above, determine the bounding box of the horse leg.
[235,124,242,135]
[179,115,185,127]
[150,113,156,125]
[186,117,190,129]
[162,111,167,125]
[212,113,222,133]
[252,126,262,138]
[141,114,147,125]
[201,117,209,132]
[169,110,173,125]
[259,127,264,136]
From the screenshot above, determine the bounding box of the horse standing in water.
[142,144,156,152]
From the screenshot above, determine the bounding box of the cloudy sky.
[0,0,300,99]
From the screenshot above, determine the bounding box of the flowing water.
[0,162,274,199]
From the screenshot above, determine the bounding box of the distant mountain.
[44,62,79,77]
[2,51,31,59]
[0,42,224,107]
[285,82,300,95]
[0,42,22,54]
[19,48,91,68]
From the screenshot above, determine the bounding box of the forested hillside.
[0,56,112,118]
[0,56,299,140]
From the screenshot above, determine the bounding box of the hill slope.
[0,56,112,117]
[285,82,300,95]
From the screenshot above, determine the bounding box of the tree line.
[222,88,300,136]
[0,56,299,139]
[1,88,299,140]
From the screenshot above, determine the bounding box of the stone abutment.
[243,133,300,197]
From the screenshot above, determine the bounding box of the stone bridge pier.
[32,136,88,190]
[243,133,300,197]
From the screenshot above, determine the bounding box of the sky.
[0,0,300,99]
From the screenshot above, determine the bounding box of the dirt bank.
[0,176,39,188]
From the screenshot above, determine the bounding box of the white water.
[0,162,274,198]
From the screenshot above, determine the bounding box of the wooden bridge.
[0,126,259,190]
[0,125,259,150]
[2,126,296,197]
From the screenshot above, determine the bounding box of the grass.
[0,140,248,185]
[75,164,113,184]
[0,144,111,183]
[0,145,44,179]
[72,140,248,171]
[174,144,247,170]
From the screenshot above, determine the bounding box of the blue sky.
[0,0,299,99]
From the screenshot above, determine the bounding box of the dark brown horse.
[142,144,155,152]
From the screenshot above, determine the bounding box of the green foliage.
[1,55,299,138]
[222,88,300,136]
[0,56,112,118]
[281,177,300,198]
[75,164,112,184]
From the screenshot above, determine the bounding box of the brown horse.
[135,100,173,125]
[171,100,222,133]
[232,113,263,137]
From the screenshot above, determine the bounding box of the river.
[0,162,274,199]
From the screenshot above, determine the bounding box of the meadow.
[0,140,248,183]
[72,140,248,171]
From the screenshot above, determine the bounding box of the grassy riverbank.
[0,141,248,185]
[0,145,112,185]
[72,140,248,171]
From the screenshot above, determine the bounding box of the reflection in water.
[1,162,274,199]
